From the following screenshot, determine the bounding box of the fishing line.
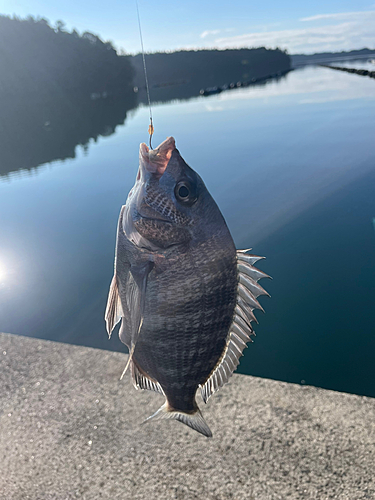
[135,0,154,149]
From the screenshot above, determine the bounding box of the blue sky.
[0,0,374,54]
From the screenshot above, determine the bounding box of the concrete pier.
[1,332,374,499]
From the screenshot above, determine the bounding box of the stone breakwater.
[1,332,375,500]
[320,64,375,79]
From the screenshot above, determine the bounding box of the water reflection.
[0,90,137,179]
[136,71,290,105]
[0,260,6,284]
[1,65,375,397]
[0,75,292,180]
[2,65,374,180]
[215,64,375,104]
[328,58,375,71]
[0,252,18,296]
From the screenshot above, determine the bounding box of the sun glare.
[0,259,8,283]
[0,257,9,286]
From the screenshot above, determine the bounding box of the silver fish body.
[105,137,269,437]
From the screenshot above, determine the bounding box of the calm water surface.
[1,66,375,396]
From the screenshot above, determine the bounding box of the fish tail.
[143,401,212,438]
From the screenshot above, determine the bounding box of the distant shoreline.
[291,49,375,67]
[320,64,375,79]
[199,68,293,97]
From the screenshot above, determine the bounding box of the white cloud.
[200,29,220,39]
[213,10,375,53]
[300,10,375,22]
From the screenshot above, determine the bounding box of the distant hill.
[291,48,375,67]
[131,48,291,103]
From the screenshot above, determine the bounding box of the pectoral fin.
[105,205,127,338]
[119,260,154,379]
[105,276,123,338]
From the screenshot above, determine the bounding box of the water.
[1,65,375,397]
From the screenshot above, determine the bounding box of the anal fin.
[131,360,164,395]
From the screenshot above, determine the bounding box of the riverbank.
[1,332,374,499]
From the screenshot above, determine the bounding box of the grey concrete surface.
[0,332,374,500]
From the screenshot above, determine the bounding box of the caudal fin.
[144,402,212,438]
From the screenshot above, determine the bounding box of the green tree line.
[0,15,134,96]
[131,47,291,101]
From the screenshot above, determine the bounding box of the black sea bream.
[105,137,269,437]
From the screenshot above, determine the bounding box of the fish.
[105,136,269,437]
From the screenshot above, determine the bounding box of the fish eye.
[178,185,189,198]
[175,181,196,204]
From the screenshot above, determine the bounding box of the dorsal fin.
[131,360,165,395]
[199,249,270,403]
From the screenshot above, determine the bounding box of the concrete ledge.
[1,332,374,499]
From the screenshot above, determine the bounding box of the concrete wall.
[1,332,374,499]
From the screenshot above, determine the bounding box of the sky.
[0,0,374,54]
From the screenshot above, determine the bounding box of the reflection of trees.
[0,91,137,177]
[136,72,291,105]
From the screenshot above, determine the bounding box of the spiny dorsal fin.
[199,249,270,403]
[131,360,164,395]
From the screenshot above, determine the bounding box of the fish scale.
[105,136,269,437]
[133,242,236,407]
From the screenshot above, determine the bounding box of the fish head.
[123,136,227,250]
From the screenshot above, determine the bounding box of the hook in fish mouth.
[139,137,176,178]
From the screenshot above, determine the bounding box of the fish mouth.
[136,199,173,224]
[138,214,173,225]
[134,213,191,248]
[139,137,176,178]
[136,210,172,224]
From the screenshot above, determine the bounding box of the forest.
[0,15,134,96]
[132,48,291,102]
